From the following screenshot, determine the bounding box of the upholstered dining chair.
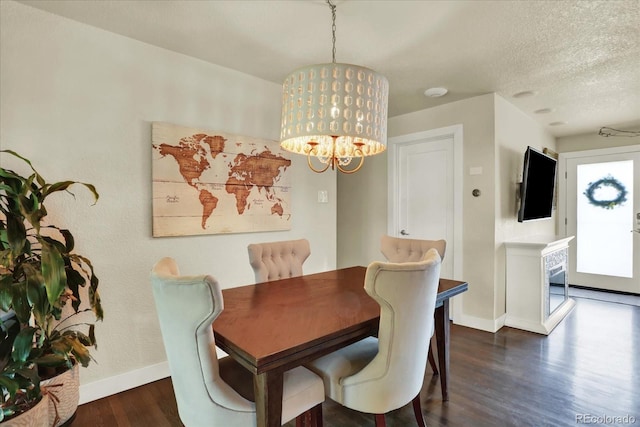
[306,250,442,427]
[380,234,446,262]
[150,257,324,427]
[380,234,446,374]
[247,238,311,283]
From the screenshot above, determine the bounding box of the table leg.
[434,300,450,401]
[254,370,284,427]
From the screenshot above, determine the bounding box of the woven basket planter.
[2,394,50,427]
[40,363,80,427]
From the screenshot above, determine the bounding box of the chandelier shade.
[280,63,388,172]
[278,1,389,174]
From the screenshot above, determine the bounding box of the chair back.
[380,234,446,262]
[341,249,441,413]
[150,258,255,427]
[247,238,311,283]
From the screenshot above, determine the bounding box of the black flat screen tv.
[517,146,557,222]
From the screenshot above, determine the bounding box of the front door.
[559,145,640,294]
[387,125,463,281]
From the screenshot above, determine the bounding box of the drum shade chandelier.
[279,0,389,174]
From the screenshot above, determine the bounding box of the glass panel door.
[561,146,640,294]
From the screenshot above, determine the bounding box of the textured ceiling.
[16,0,640,137]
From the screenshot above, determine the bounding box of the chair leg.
[296,404,323,427]
[310,403,323,427]
[412,394,426,427]
[428,339,439,375]
[374,414,387,427]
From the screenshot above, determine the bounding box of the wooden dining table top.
[213,266,468,374]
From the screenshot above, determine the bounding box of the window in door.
[576,160,633,278]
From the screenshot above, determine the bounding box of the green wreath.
[583,175,628,209]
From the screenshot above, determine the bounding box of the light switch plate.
[318,190,328,203]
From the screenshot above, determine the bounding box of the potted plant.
[0,311,49,425]
[0,150,102,425]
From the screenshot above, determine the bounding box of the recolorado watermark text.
[576,414,637,424]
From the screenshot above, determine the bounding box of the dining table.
[213,266,468,427]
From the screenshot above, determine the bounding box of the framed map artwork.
[152,122,292,237]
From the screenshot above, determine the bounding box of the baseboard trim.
[569,284,639,297]
[454,312,506,333]
[78,348,230,404]
[504,316,548,335]
[79,361,170,405]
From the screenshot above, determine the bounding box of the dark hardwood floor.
[73,295,639,426]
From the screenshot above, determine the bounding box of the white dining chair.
[380,234,446,374]
[380,234,446,262]
[247,238,311,283]
[306,249,441,427]
[150,257,324,427]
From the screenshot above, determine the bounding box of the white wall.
[0,1,336,402]
[494,95,557,319]
[557,120,640,152]
[336,154,389,267]
[339,94,499,329]
[389,94,500,329]
[338,93,559,331]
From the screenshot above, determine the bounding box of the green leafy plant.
[0,315,41,421]
[0,150,102,420]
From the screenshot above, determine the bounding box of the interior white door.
[388,126,463,281]
[560,145,640,294]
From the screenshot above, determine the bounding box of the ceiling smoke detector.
[513,90,537,98]
[424,87,448,98]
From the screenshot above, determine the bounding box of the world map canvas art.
[152,122,292,237]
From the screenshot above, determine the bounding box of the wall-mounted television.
[517,146,557,222]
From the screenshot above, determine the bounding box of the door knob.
[400,229,409,236]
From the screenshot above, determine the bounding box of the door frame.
[387,124,464,283]
[558,144,640,291]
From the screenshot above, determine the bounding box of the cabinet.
[504,236,575,335]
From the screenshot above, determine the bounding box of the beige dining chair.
[306,249,441,427]
[247,238,311,283]
[380,234,446,262]
[380,234,446,374]
[150,257,324,427]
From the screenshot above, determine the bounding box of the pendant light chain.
[328,0,337,63]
